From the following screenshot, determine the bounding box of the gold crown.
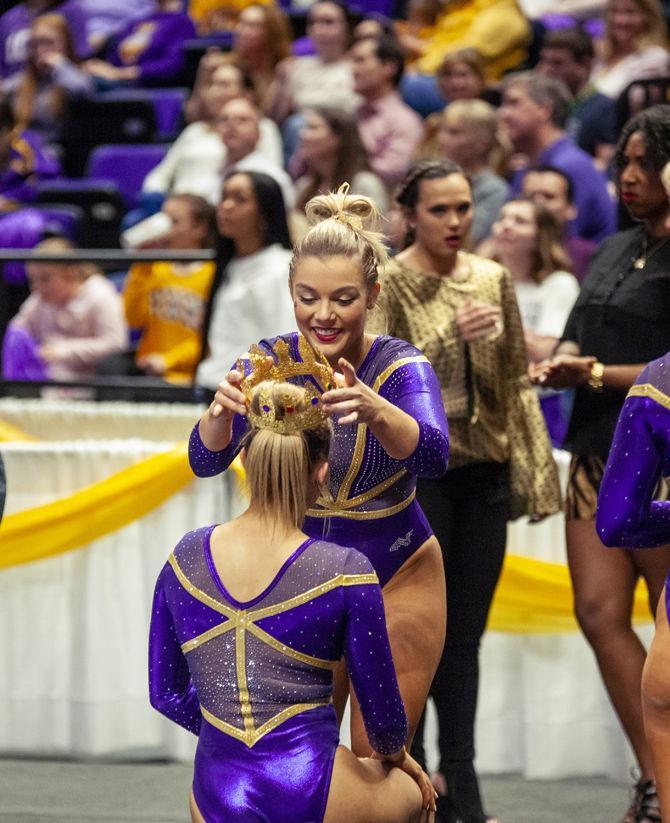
[238,335,336,434]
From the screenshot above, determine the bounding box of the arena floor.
[0,757,632,823]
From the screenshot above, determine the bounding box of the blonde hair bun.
[295,182,389,284]
[305,184,382,233]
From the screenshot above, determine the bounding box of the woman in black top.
[531,105,670,822]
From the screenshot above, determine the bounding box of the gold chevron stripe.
[628,383,670,411]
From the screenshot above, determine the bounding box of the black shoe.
[635,779,661,823]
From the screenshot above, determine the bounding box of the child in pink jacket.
[3,236,126,380]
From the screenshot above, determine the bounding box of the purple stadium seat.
[96,88,188,138]
[36,180,127,248]
[85,144,169,210]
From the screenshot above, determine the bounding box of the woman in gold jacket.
[371,159,561,823]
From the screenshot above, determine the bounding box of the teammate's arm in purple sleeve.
[343,552,408,755]
[148,567,202,735]
[597,396,670,548]
[381,359,449,478]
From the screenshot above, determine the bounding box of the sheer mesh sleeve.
[342,550,407,755]
[379,357,449,479]
[148,566,202,735]
[188,346,259,477]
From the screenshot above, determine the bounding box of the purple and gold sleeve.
[148,567,202,735]
[342,551,407,755]
[381,359,449,478]
[188,414,248,478]
[597,395,670,548]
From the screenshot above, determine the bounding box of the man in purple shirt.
[352,34,425,191]
[83,0,195,88]
[500,71,616,243]
[521,165,598,281]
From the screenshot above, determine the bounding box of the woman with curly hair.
[531,104,670,822]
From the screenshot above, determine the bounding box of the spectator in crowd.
[0,0,88,80]
[190,0,275,35]
[537,28,616,167]
[401,0,530,80]
[65,0,156,53]
[5,13,93,144]
[217,96,295,208]
[0,93,59,210]
[500,71,617,242]
[83,0,196,88]
[183,47,230,124]
[351,35,424,191]
[489,196,579,445]
[374,158,560,823]
[394,0,440,58]
[294,106,389,216]
[112,195,217,385]
[435,48,487,103]
[231,4,292,114]
[196,171,295,391]
[141,61,282,206]
[353,15,397,42]
[2,236,126,381]
[436,99,510,244]
[591,0,669,99]
[270,0,356,130]
[529,105,670,822]
[521,165,598,280]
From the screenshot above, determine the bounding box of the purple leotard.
[149,527,407,822]
[189,334,450,587]
[597,353,670,622]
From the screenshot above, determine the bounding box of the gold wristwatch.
[588,361,605,391]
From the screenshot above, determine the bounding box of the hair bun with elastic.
[305,182,381,232]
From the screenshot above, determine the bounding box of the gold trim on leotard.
[169,552,378,747]
[628,383,670,411]
[329,355,428,509]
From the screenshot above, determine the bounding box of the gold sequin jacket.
[372,254,562,519]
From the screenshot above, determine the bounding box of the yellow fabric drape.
[0,444,194,569]
[0,418,652,632]
[490,553,651,634]
[0,419,37,442]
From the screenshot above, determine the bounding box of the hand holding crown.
[209,335,338,433]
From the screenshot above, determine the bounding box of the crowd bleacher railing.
[0,247,216,404]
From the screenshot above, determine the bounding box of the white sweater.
[196,244,296,390]
[142,119,283,204]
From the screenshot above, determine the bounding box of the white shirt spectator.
[196,244,296,390]
[142,119,283,204]
[514,269,580,338]
[591,45,670,98]
[223,150,295,210]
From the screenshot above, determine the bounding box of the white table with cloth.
[0,398,653,779]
